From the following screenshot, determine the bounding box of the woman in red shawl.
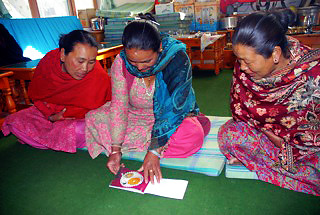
[2,30,111,153]
[218,9,320,196]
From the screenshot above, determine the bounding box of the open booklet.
[109,167,189,200]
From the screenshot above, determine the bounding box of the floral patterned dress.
[86,55,205,159]
[86,55,155,158]
[218,37,320,196]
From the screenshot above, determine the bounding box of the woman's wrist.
[148,149,161,158]
[111,144,122,155]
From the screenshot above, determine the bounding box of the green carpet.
[0,70,319,215]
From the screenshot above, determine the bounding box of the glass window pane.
[3,0,32,18]
[37,0,70,17]
[74,0,94,14]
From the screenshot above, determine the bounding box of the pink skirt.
[2,106,85,153]
[162,116,205,158]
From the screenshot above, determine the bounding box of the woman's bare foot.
[227,157,242,165]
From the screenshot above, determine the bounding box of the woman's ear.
[60,48,66,62]
[272,46,282,64]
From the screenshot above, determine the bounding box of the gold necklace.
[142,77,154,97]
[144,76,152,86]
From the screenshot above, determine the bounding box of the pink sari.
[2,106,85,152]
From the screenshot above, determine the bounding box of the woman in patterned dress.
[85,14,210,183]
[218,9,320,195]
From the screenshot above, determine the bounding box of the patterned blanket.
[121,116,230,176]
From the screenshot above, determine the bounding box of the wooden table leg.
[0,74,17,114]
[214,42,220,75]
[9,78,19,104]
[3,85,17,114]
[19,80,31,105]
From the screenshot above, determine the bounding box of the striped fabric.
[122,116,231,176]
[97,2,155,18]
[225,164,258,180]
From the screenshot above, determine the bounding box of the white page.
[144,178,188,200]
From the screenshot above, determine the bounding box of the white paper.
[144,178,189,200]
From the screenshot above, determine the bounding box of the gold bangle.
[110,151,122,155]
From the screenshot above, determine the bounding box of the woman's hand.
[138,151,162,184]
[262,129,282,148]
[48,108,74,122]
[106,151,124,175]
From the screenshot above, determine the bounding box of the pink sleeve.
[109,55,130,145]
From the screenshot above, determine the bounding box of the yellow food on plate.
[128,178,141,185]
[125,173,133,178]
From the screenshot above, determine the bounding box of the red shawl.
[28,48,111,119]
[231,37,320,172]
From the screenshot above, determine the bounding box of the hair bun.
[137,12,157,22]
[270,8,297,32]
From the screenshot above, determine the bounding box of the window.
[3,0,32,18]
[37,0,70,17]
[74,0,94,11]
[3,0,98,18]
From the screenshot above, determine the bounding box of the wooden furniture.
[84,28,105,43]
[177,35,226,75]
[0,71,16,127]
[96,45,123,71]
[0,59,39,106]
[216,30,237,69]
[290,33,320,48]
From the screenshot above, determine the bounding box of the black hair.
[122,13,161,52]
[59,30,98,55]
[232,8,296,59]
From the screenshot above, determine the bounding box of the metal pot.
[220,17,238,30]
[297,6,320,26]
[90,17,105,31]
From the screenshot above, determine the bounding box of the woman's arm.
[108,55,129,146]
[261,129,282,148]
[106,55,130,174]
[33,100,64,120]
